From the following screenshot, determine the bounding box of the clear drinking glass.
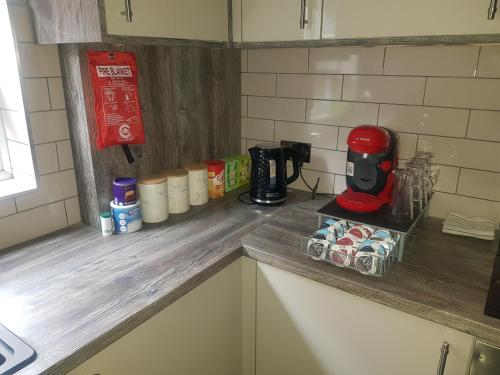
[405,163,427,212]
[387,169,414,222]
[414,151,439,188]
[407,161,433,202]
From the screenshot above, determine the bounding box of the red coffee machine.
[336,125,397,213]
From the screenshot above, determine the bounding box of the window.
[0,0,37,198]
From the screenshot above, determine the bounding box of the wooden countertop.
[0,189,294,375]
[242,198,500,347]
[0,190,498,374]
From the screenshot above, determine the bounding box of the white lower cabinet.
[69,258,475,375]
[256,262,475,375]
[69,259,243,375]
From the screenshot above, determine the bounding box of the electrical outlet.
[280,140,312,164]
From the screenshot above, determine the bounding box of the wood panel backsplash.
[59,44,240,228]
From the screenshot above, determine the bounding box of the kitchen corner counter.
[1,190,499,375]
[242,201,500,347]
[0,189,309,375]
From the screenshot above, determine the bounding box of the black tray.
[317,198,423,234]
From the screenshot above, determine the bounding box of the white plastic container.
[183,163,209,206]
[110,200,142,234]
[162,169,190,214]
[138,175,169,223]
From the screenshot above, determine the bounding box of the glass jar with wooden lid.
[161,169,189,214]
[183,163,209,206]
[137,175,168,223]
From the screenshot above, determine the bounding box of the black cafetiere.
[248,143,299,205]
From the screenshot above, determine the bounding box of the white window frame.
[0,1,37,198]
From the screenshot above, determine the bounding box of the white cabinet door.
[323,0,500,39]
[69,259,242,375]
[104,0,228,41]
[256,262,474,375]
[237,0,322,42]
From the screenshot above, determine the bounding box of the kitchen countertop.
[0,190,498,374]
[242,198,500,346]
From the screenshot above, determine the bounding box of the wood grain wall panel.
[59,44,240,228]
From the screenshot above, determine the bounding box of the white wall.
[240,46,500,222]
[0,0,80,251]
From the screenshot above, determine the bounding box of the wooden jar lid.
[161,168,188,177]
[183,163,208,171]
[137,174,168,185]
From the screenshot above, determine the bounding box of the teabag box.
[223,156,240,192]
[237,155,251,186]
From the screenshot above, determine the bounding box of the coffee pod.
[355,239,389,275]
[307,238,329,261]
[330,243,355,267]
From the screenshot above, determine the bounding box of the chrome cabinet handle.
[299,0,308,29]
[488,0,498,19]
[121,0,133,22]
[436,341,450,375]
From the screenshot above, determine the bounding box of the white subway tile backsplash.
[418,135,500,172]
[48,78,65,110]
[379,105,469,138]
[0,1,80,250]
[241,73,276,96]
[65,196,81,226]
[457,169,500,201]
[241,118,274,141]
[9,4,34,43]
[290,169,335,195]
[309,46,384,75]
[24,78,50,111]
[429,192,500,222]
[424,78,500,110]
[384,46,479,77]
[0,201,67,250]
[30,110,70,144]
[1,110,28,144]
[337,127,351,151]
[35,142,59,174]
[467,110,500,142]
[476,46,500,78]
[276,74,342,100]
[248,96,306,122]
[241,96,247,117]
[343,75,426,105]
[0,198,16,218]
[334,175,347,195]
[309,148,347,174]
[246,138,268,150]
[241,50,248,72]
[274,121,337,150]
[18,43,61,78]
[306,100,378,126]
[15,169,77,211]
[248,48,308,73]
[432,165,459,194]
[242,45,500,220]
[396,132,418,159]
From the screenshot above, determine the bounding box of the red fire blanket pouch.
[87,50,145,150]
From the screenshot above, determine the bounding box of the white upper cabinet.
[322,0,500,39]
[235,0,323,42]
[104,0,228,41]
